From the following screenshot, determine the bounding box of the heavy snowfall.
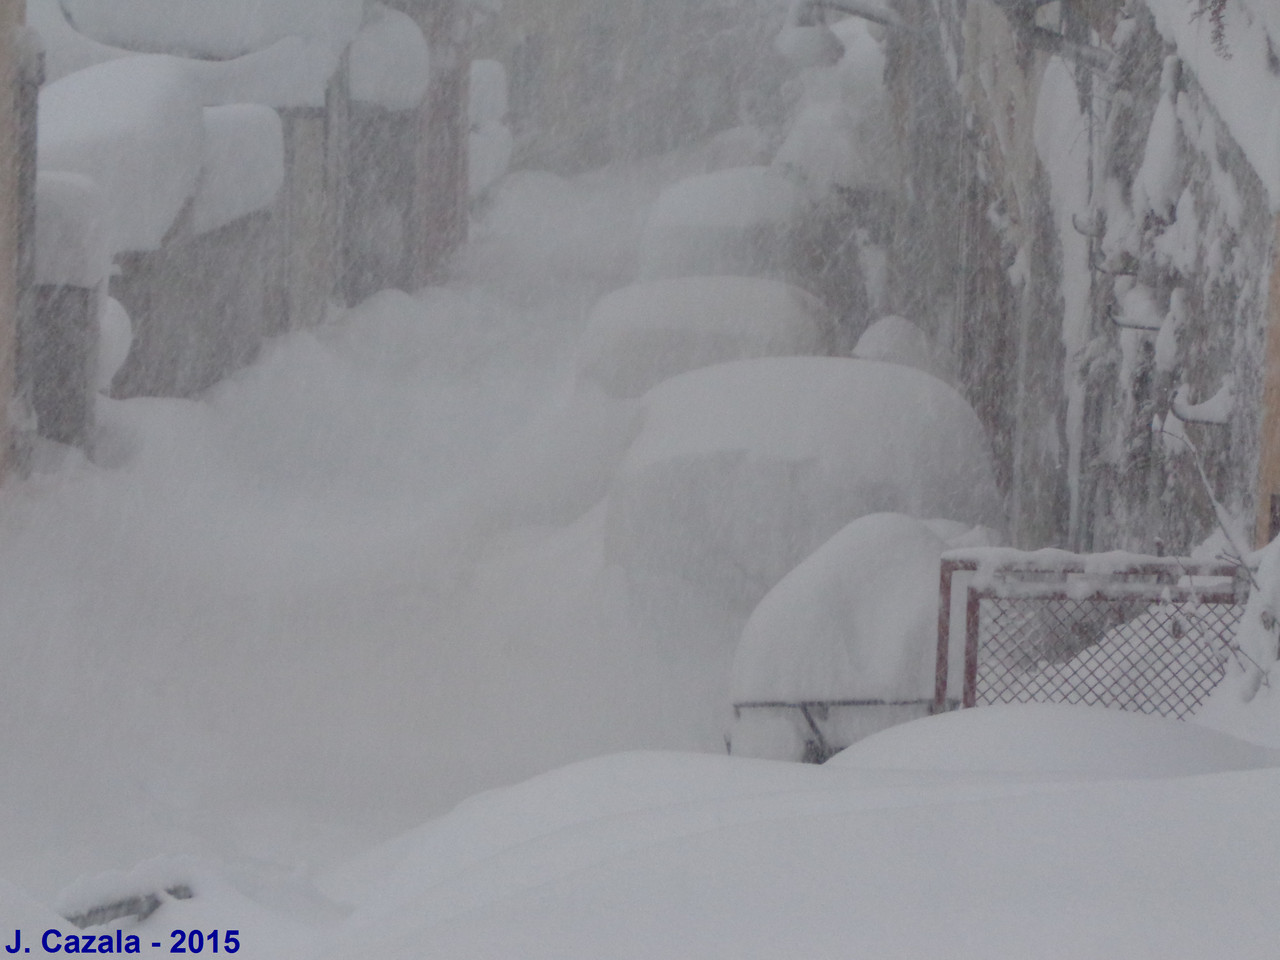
[4,0,1280,956]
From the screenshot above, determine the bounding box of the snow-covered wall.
[883,0,1278,554]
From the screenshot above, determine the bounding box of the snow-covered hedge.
[604,357,1003,608]
[577,276,835,398]
[638,166,808,280]
[731,512,946,706]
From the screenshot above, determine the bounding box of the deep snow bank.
[832,702,1280,776]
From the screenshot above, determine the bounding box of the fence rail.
[934,553,1250,720]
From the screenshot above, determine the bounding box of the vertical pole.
[0,0,23,481]
[934,560,954,713]
[1255,216,1280,546]
[405,0,470,286]
[963,587,981,708]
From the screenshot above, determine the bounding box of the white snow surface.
[58,0,364,60]
[577,276,834,398]
[316,708,1280,959]
[605,357,1003,609]
[187,37,344,110]
[852,314,950,380]
[774,17,898,198]
[470,59,509,127]
[33,171,109,288]
[731,513,945,703]
[347,4,429,111]
[38,55,204,254]
[773,100,864,196]
[467,59,512,197]
[26,0,132,83]
[191,104,284,236]
[469,121,515,198]
[11,133,1280,956]
[638,166,807,279]
[96,296,133,394]
[833,702,1280,775]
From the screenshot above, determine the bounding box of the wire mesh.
[937,555,1247,720]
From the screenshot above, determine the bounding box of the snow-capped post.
[385,0,472,285]
[0,0,29,479]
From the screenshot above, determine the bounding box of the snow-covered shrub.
[603,357,1003,610]
[852,315,953,382]
[728,513,947,759]
[576,276,835,398]
[637,166,807,281]
[732,513,945,706]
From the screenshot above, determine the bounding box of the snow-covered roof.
[1145,0,1280,210]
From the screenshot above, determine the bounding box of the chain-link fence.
[934,553,1250,720]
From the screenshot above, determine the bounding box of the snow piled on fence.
[191,104,284,236]
[731,513,944,704]
[59,0,365,60]
[38,56,204,254]
[347,4,430,111]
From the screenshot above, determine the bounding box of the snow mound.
[604,357,1003,609]
[192,104,284,236]
[638,166,807,280]
[469,122,515,199]
[59,0,364,60]
[27,0,132,83]
[38,55,204,254]
[348,4,430,111]
[0,877,63,929]
[732,513,945,704]
[830,703,1280,777]
[470,60,508,127]
[576,276,834,398]
[97,297,133,394]
[773,100,864,197]
[186,37,344,110]
[853,315,950,380]
[468,60,512,196]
